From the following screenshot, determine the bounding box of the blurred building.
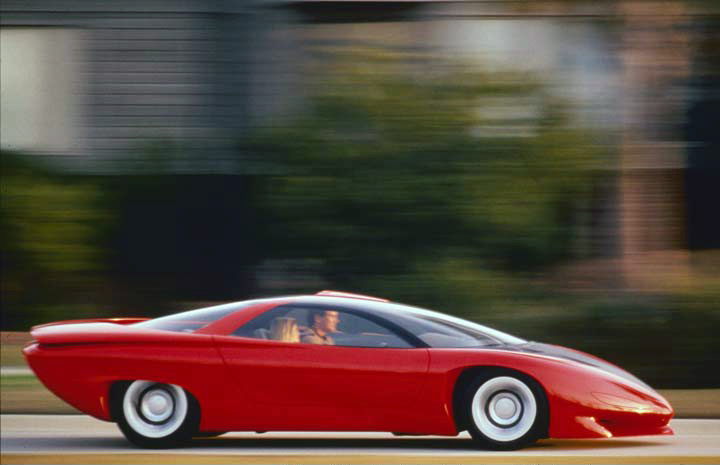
[1,1,257,166]
[1,1,621,159]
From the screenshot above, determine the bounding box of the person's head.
[269,317,299,342]
[308,309,340,335]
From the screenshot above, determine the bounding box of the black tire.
[460,368,548,450]
[111,380,200,448]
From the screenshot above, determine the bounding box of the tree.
[248,51,604,314]
[1,152,108,328]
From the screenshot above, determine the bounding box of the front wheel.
[113,380,200,448]
[462,370,548,450]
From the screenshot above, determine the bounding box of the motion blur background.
[1,0,719,387]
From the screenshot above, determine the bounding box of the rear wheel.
[462,369,547,450]
[113,380,200,448]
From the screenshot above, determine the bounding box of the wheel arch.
[109,380,130,421]
[450,365,550,439]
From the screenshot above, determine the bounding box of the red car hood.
[507,341,652,390]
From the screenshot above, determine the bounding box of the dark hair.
[307,309,326,327]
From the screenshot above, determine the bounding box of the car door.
[212,305,430,432]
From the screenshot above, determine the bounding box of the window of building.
[0,28,84,153]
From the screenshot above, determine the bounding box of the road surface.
[2,415,719,464]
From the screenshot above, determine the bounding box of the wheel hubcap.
[140,388,175,423]
[488,392,522,426]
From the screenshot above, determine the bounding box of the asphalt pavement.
[1,415,719,464]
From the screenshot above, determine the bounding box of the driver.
[301,309,339,345]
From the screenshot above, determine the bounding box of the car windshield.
[134,301,253,333]
[378,305,526,347]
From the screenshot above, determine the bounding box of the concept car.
[24,290,673,449]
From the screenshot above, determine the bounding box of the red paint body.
[23,294,673,439]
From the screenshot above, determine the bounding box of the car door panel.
[212,335,431,431]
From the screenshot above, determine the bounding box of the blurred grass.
[1,345,26,367]
[1,374,79,414]
[658,390,720,419]
[1,332,29,367]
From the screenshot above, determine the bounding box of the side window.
[330,311,412,348]
[233,306,300,341]
[233,306,413,348]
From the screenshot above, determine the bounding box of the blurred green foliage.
[1,152,110,328]
[248,52,602,310]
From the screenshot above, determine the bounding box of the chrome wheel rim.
[471,376,537,442]
[123,380,188,438]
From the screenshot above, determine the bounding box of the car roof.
[248,293,526,345]
[313,290,389,302]
[190,291,524,345]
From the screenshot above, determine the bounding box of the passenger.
[301,309,339,345]
[269,317,300,343]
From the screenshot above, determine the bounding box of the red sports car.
[24,290,673,449]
